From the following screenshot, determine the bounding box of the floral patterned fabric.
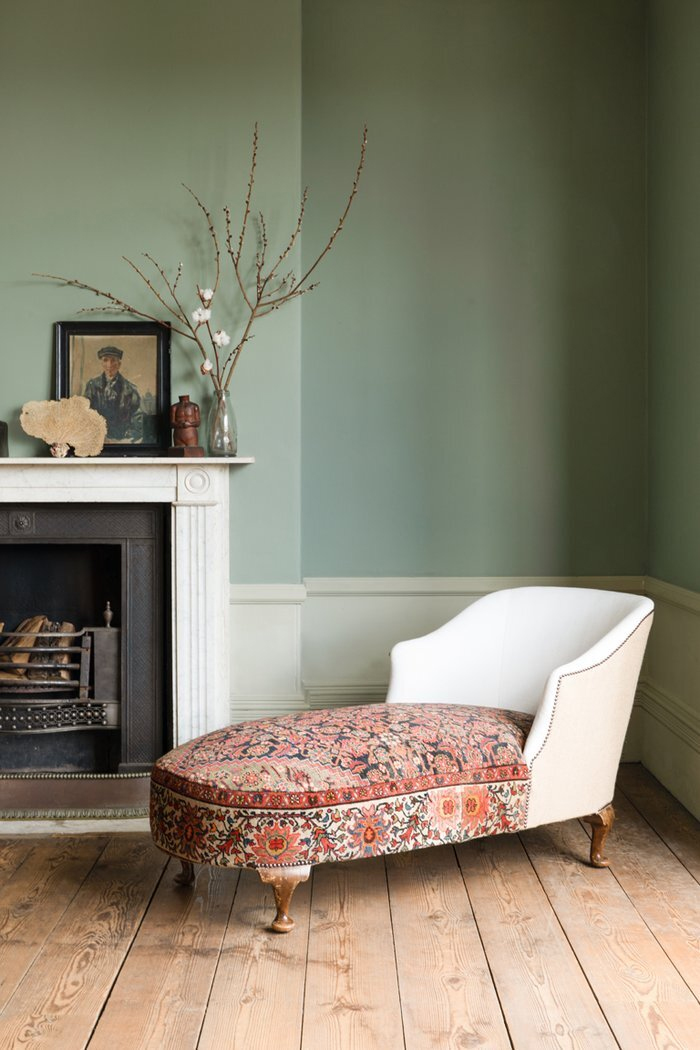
[150,703,532,869]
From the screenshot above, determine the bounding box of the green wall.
[301,0,647,577]
[0,0,302,583]
[0,1,649,584]
[648,0,700,591]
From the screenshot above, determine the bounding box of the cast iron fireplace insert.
[0,503,169,791]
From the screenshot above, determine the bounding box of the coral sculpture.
[20,396,107,457]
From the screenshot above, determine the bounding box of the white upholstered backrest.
[495,587,651,713]
[387,586,653,715]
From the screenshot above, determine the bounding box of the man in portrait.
[84,346,143,442]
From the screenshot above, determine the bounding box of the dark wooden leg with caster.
[258,865,311,933]
[582,803,615,868]
[174,859,196,885]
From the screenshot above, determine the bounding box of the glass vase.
[207,389,238,457]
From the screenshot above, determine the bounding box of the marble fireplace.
[0,457,251,814]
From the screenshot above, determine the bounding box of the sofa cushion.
[150,702,532,869]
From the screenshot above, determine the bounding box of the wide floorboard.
[0,764,698,1049]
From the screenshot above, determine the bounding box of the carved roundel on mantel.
[183,469,211,496]
[10,511,35,536]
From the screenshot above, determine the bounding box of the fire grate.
[0,701,116,732]
[0,628,91,698]
[0,626,120,733]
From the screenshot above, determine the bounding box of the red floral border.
[150,777,531,869]
[151,760,530,811]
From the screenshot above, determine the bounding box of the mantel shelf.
[0,457,254,466]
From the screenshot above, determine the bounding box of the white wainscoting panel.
[229,584,306,723]
[301,576,644,711]
[302,578,480,709]
[229,575,683,793]
[638,578,700,819]
[228,575,642,707]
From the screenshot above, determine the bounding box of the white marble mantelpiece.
[0,457,253,746]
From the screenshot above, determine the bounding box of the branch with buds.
[34,125,367,394]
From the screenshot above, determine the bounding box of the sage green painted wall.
[648,1,700,591]
[1,1,650,586]
[301,0,647,577]
[0,0,301,584]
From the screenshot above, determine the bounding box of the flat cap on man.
[97,346,123,360]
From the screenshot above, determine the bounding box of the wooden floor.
[1,763,699,1049]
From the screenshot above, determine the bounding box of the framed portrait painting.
[55,321,171,456]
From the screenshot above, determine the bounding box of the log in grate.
[0,626,120,733]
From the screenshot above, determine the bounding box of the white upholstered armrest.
[386,594,507,707]
[524,606,653,828]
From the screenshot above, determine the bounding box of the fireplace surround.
[0,457,251,814]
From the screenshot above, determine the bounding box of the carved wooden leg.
[258,865,311,933]
[174,859,196,885]
[582,803,615,868]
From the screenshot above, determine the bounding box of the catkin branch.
[33,123,367,393]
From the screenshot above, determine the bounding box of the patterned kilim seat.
[150,587,654,933]
[151,702,531,866]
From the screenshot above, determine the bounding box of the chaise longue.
[150,586,654,932]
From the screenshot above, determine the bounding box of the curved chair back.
[491,587,651,713]
[387,586,653,715]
